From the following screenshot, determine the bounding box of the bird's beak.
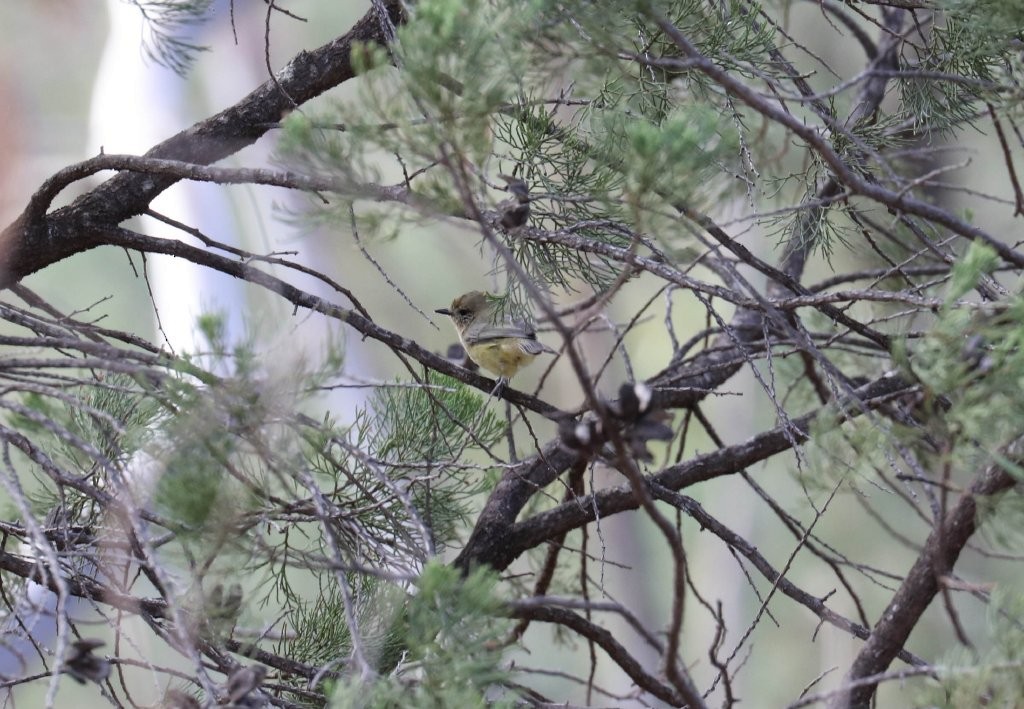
[435,307,452,316]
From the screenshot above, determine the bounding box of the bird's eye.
[457,309,472,317]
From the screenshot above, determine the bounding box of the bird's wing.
[518,338,557,355]
[470,323,557,354]
[469,325,537,343]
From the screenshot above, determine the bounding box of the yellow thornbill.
[436,291,555,392]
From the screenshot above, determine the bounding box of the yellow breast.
[466,339,538,378]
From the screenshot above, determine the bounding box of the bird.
[498,175,531,229]
[221,663,268,707]
[64,638,111,685]
[436,291,555,394]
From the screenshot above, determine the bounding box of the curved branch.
[505,602,695,707]
[647,8,1024,269]
[648,484,925,667]
[456,374,912,572]
[0,0,406,288]
[98,226,563,419]
[830,462,1017,708]
[25,154,413,218]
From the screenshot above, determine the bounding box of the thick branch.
[455,373,912,572]
[0,0,405,287]
[830,463,1017,708]
[0,548,167,619]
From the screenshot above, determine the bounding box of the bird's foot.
[489,377,509,399]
